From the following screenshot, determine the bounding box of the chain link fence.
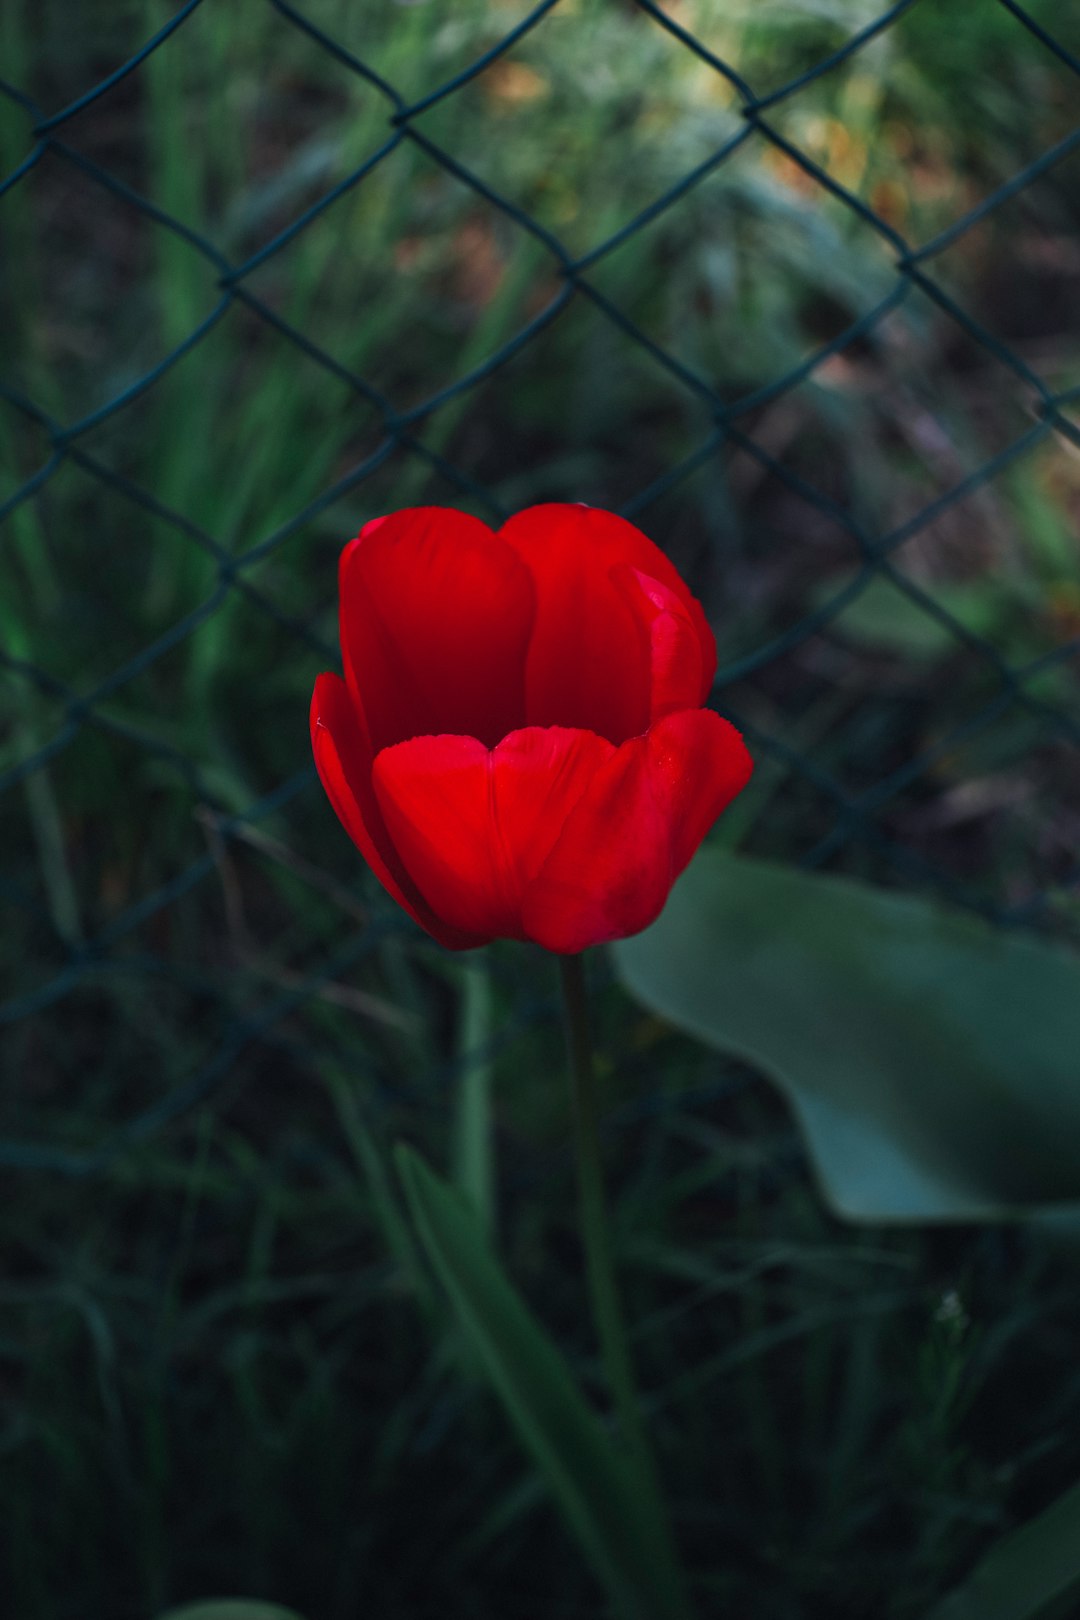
[2,0,1080,1170]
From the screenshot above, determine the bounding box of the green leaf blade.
[154,1604,307,1620]
[614,851,1080,1223]
[396,1145,693,1620]
[928,1478,1080,1620]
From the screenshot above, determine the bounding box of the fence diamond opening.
[2,0,1079,1170]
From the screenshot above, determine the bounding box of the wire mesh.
[2,0,1079,1171]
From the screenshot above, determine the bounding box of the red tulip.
[311,504,752,952]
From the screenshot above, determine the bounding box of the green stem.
[559,955,694,1618]
[557,953,662,1507]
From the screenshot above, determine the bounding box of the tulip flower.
[311,503,752,953]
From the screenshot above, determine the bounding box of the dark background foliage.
[2,2,1079,1617]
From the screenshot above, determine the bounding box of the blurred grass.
[2,1,1080,1616]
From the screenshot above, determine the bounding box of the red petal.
[371,727,617,942]
[500,504,714,742]
[520,709,753,953]
[339,508,535,752]
[310,673,485,950]
[611,564,716,721]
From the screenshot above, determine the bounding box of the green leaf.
[154,1604,306,1620]
[928,1478,1080,1620]
[613,851,1080,1223]
[396,1145,693,1620]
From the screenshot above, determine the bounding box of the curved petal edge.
[521,708,754,953]
[311,673,486,950]
[372,726,618,944]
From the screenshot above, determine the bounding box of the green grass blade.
[927,1479,1080,1620]
[396,1144,694,1620]
[324,1068,439,1332]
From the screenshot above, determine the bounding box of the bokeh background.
[2,2,1080,1617]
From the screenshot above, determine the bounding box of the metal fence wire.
[2,0,1080,1171]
